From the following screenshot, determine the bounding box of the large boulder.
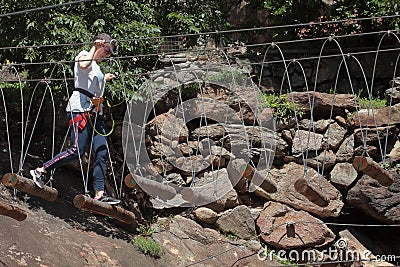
[257,202,335,249]
[215,205,256,239]
[287,92,357,119]
[347,173,400,223]
[250,162,344,217]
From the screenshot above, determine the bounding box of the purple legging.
[43,112,108,192]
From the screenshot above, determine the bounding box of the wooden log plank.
[0,201,27,221]
[124,173,177,200]
[294,178,329,207]
[227,158,251,181]
[242,164,277,193]
[247,169,277,193]
[353,156,394,186]
[73,194,137,225]
[2,173,58,201]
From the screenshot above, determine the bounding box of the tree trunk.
[353,156,394,186]
[0,201,27,221]
[2,173,58,201]
[73,194,138,226]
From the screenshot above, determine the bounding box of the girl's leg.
[43,113,89,171]
[91,115,107,195]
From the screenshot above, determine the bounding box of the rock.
[330,162,358,188]
[165,173,186,186]
[354,145,379,157]
[147,142,176,159]
[336,134,354,162]
[184,168,239,211]
[247,206,262,220]
[146,113,188,143]
[292,130,325,155]
[347,174,400,223]
[299,119,333,132]
[170,154,211,175]
[152,215,265,266]
[250,162,344,217]
[354,126,397,147]
[351,106,400,127]
[385,82,400,105]
[339,230,394,266]
[281,130,293,143]
[326,122,347,150]
[194,207,219,225]
[387,140,400,164]
[293,149,336,169]
[200,144,236,160]
[335,115,347,127]
[191,124,226,141]
[257,202,335,249]
[215,205,256,239]
[287,92,357,119]
[227,158,249,193]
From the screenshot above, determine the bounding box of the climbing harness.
[71,88,115,136]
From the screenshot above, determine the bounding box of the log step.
[0,201,27,221]
[73,194,138,226]
[294,178,329,207]
[124,173,177,200]
[353,156,394,186]
[2,173,58,201]
[242,164,277,193]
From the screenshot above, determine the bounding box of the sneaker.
[30,168,46,189]
[94,195,121,205]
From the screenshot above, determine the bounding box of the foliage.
[207,68,250,86]
[334,0,400,32]
[180,82,200,99]
[0,1,228,100]
[261,0,399,40]
[356,90,387,109]
[260,93,303,120]
[136,225,158,237]
[132,236,162,258]
[133,225,162,257]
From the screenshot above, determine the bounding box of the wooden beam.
[294,178,329,207]
[124,173,177,200]
[73,194,138,225]
[124,173,141,190]
[241,164,277,193]
[2,173,58,201]
[0,201,27,221]
[226,158,250,193]
[246,168,277,193]
[353,156,394,186]
[227,158,251,181]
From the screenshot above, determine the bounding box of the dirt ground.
[0,165,162,267]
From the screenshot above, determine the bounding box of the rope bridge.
[0,33,398,228]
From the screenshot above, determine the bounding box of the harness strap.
[74,88,94,98]
[74,88,104,112]
[69,113,90,131]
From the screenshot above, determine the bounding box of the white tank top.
[66,50,105,112]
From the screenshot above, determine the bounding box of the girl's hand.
[105,73,116,81]
[94,39,105,50]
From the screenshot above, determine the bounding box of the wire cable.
[0,16,398,51]
[0,0,94,18]
[1,45,399,80]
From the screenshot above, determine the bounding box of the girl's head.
[93,33,115,61]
